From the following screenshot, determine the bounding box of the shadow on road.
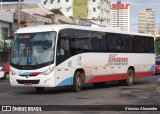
[12,79,156,95]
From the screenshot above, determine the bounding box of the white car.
[0,66,4,79]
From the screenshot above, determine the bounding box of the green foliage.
[155,37,160,55]
[0,41,12,47]
[73,0,87,19]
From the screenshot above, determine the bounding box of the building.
[0,11,13,41]
[110,1,130,32]
[0,11,14,62]
[41,0,110,26]
[88,0,110,26]
[138,8,155,35]
[155,26,160,35]
[3,3,53,28]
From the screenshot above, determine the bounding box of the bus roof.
[15,24,153,37]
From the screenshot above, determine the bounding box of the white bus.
[10,24,155,92]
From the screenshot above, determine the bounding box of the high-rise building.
[138,8,155,35]
[41,0,110,26]
[110,1,130,32]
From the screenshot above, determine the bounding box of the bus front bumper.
[10,72,55,88]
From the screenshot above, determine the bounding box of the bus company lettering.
[112,58,128,63]
[106,54,128,65]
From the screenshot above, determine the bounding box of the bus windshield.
[11,32,56,68]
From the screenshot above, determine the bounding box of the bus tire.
[124,69,134,86]
[93,82,105,87]
[35,87,45,93]
[73,71,84,92]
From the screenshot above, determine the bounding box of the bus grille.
[16,80,40,84]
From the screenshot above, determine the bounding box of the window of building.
[93,0,96,2]
[2,27,9,40]
[93,8,96,12]
[51,0,54,4]
[66,0,69,2]
[44,0,47,5]
[58,0,60,3]
[65,8,69,12]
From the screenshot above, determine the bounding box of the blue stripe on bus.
[86,76,93,82]
[149,65,155,72]
[56,77,73,86]
[20,72,32,76]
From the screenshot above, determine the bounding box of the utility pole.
[78,0,81,25]
[1,0,2,10]
[100,0,102,25]
[18,0,21,28]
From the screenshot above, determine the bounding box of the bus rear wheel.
[73,71,84,92]
[124,69,134,86]
[35,87,45,93]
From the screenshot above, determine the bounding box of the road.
[0,75,160,113]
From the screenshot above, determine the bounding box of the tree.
[155,36,160,56]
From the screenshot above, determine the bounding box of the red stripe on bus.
[29,72,41,76]
[87,71,155,83]
[87,74,127,83]
[135,72,154,78]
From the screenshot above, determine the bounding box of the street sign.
[1,0,24,2]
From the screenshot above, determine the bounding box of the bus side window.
[57,39,65,55]
[57,38,70,56]
[91,31,103,52]
[56,29,71,66]
[63,39,70,55]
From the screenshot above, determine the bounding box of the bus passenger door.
[55,29,72,86]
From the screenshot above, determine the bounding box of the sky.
[24,0,160,32]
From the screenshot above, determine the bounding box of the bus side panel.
[54,53,155,86]
[85,53,128,83]
[127,53,155,78]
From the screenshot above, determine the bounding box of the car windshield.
[11,32,56,67]
[0,64,4,71]
[156,60,160,65]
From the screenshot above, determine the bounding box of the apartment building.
[110,1,130,32]
[41,0,110,26]
[138,8,155,35]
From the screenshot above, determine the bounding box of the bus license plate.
[24,83,32,87]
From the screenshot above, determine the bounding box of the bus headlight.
[10,69,16,75]
[42,67,54,75]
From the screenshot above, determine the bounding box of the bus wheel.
[124,69,134,86]
[35,87,45,93]
[93,82,105,87]
[73,71,83,92]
